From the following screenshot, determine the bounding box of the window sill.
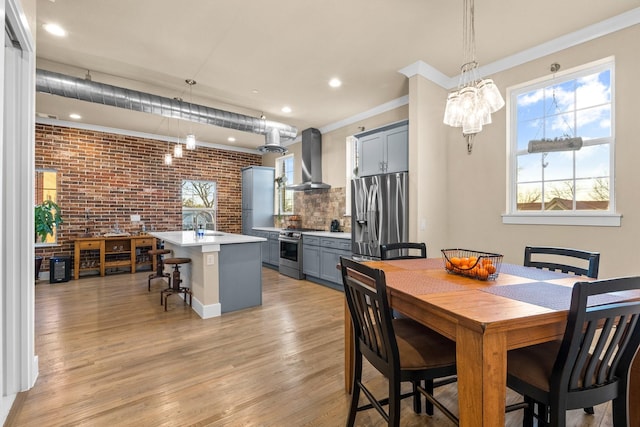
[502,213,621,227]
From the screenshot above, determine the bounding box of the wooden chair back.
[380,242,427,260]
[524,246,600,278]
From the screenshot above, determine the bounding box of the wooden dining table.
[343,258,640,426]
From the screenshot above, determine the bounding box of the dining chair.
[340,257,459,426]
[380,242,427,260]
[524,245,601,416]
[523,246,600,278]
[506,276,640,427]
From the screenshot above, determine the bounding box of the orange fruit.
[450,257,461,266]
[486,264,496,274]
[477,268,489,280]
[482,258,493,266]
[446,261,453,270]
[468,256,478,266]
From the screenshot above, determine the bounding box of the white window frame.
[503,57,621,227]
[345,135,358,217]
[275,154,294,215]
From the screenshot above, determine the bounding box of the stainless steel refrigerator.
[351,171,408,258]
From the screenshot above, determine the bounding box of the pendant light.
[185,79,197,150]
[173,117,183,158]
[443,0,505,153]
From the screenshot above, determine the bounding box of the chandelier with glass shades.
[443,0,505,153]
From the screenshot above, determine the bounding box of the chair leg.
[583,406,594,415]
[388,376,401,427]
[423,379,434,415]
[412,380,422,414]
[346,354,362,427]
[522,396,535,427]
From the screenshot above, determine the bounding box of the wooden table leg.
[344,299,354,394]
[630,353,640,426]
[457,326,507,427]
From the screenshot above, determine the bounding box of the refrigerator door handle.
[368,183,379,249]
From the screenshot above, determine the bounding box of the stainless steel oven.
[278,230,304,279]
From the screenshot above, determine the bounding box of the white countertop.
[252,227,351,240]
[150,230,266,247]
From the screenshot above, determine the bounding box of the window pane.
[575,144,609,179]
[543,151,573,181]
[516,182,542,210]
[577,105,611,139]
[576,69,611,109]
[516,153,542,182]
[544,180,574,208]
[545,81,575,114]
[517,89,544,121]
[544,112,576,140]
[517,118,542,151]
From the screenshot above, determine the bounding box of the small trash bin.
[49,256,71,283]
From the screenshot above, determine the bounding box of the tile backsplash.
[280,187,351,232]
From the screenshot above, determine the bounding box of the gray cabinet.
[319,238,351,285]
[254,230,280,267]
[242,166,275,235]
[356,121,408,177]
[302,235,320,277]
[268,231,280,266]
[303,234,351,288]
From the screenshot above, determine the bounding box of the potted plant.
[35,200,63,279]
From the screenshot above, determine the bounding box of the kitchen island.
[150,231,266,318]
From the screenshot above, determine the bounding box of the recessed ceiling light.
[69,113,81,120]
[43,23,67,37]
[329,78,342,88]
[227,137,236,142]
[281,106,292,113]
[251,89,259,94]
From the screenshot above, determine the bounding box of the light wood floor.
[7,268,613,426]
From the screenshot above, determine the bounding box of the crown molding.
[399,7,640,90]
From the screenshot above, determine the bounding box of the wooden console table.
[74,236,157,280]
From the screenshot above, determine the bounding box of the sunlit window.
[275,154,294,215]
[182,180,217,230]
[35,169,60,244]
[506,58,616,225]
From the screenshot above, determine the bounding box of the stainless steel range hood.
[287,128,330,191]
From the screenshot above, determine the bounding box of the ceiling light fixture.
[185,79,197,150]
[281,106,292,113]
[43,23,66,37]
[443,0,505,154]
[228,137,236,142]
[329,78,342,88]
[69,113,81,120]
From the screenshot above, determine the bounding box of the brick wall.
[35,123,261,271]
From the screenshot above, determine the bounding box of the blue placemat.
[500,264,580,281]
[481,282,626,311]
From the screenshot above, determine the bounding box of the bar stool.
[161,257,192,311]
[147,248,171,291]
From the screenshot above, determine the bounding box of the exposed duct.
[35,69,297,149]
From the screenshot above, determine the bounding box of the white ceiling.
[34,0,640,152]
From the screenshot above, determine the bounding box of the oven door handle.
[278,238,299,244]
